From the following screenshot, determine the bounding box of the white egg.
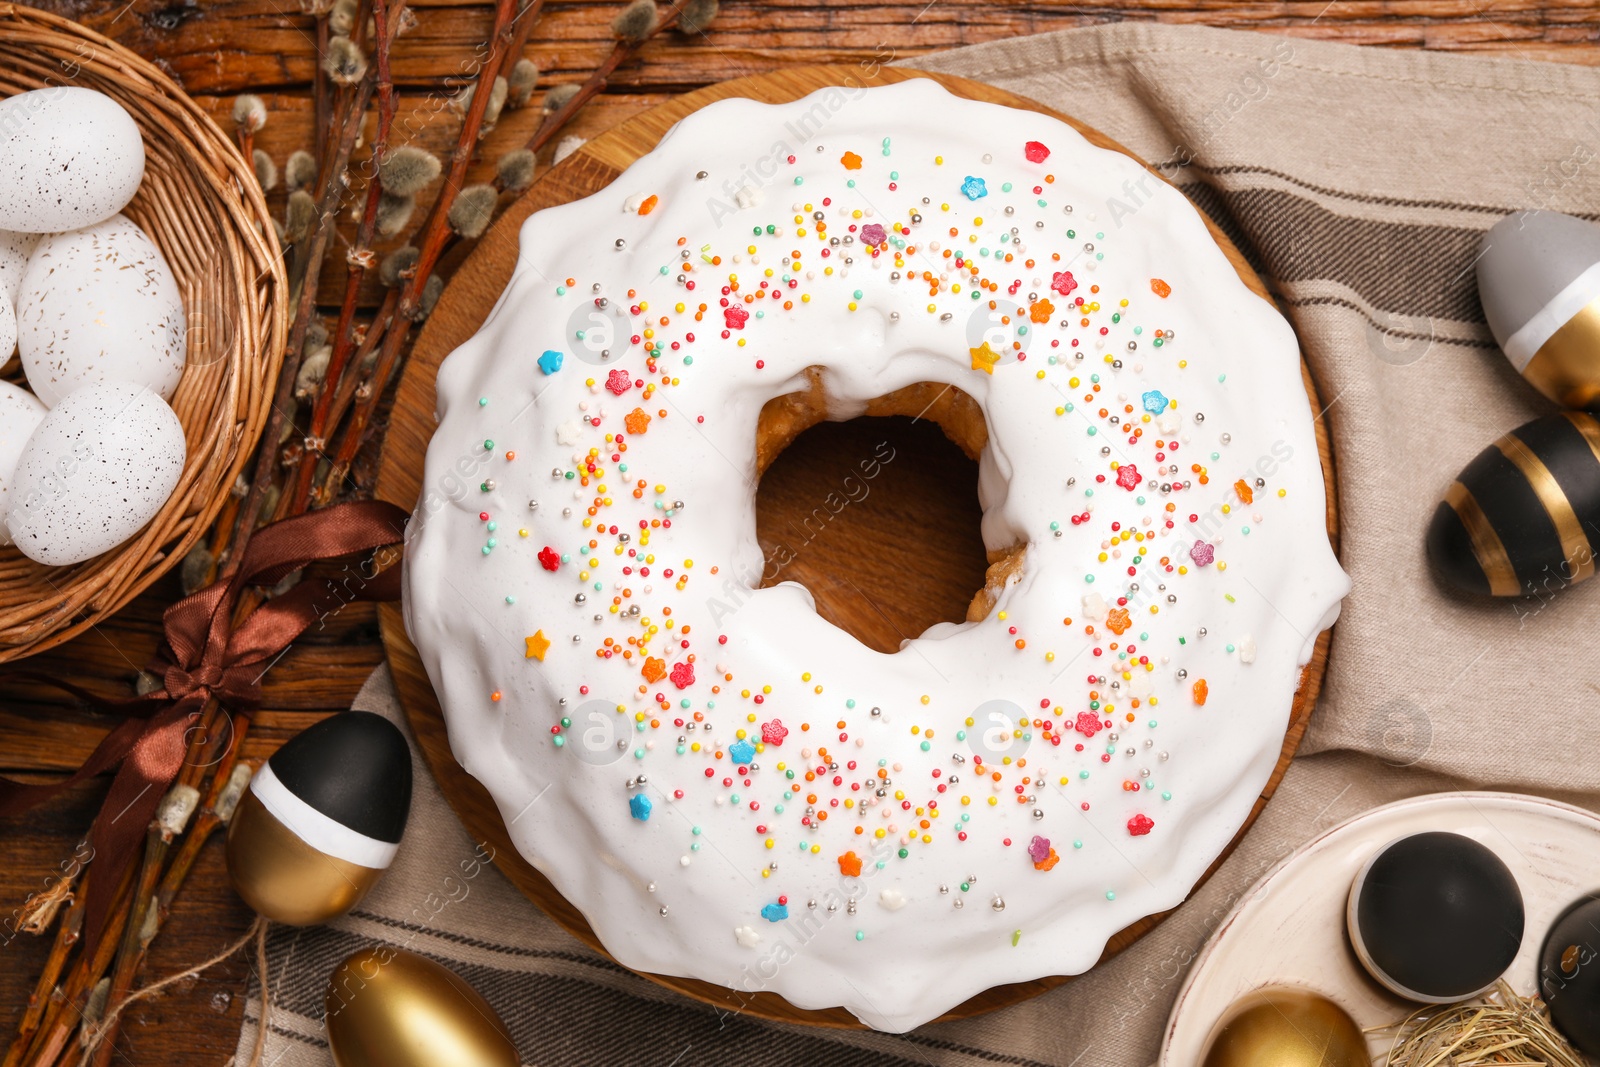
[0,230,39,304]
[18,215,185,407]
[0,380,47,547]
[7,380,185,566]
[0,87,145,233]
[0,299,14,366]
[0,230,37,359]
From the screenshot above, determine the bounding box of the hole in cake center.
[753,379,991,655]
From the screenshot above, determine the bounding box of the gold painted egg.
[1201,986,1367,1067]
[325,946,519,1067]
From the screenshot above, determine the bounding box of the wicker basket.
[0,4,287,662]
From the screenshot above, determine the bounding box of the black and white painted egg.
[5,380,185,565]
[17,214,186,407]
[226,711,413,925]
[0,87,145,234]
[1478,210,1600,410]
[0,381,46,548]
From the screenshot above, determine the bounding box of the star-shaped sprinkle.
[960,175,988,201]
[524,630,551,661]
[1051,270,1078,297]
[1024,140,1050,163]
[969,341,1002,374]
[840,151,862,170]
[538,349,564,374]
[837,851,862,877]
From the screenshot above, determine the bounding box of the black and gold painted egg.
[226,711,412,925]
[1538,893,1600,1057]
[1426,411,1600,596]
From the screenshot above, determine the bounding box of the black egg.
[1426,411,1600,597]
[1347,831,1524,1003]
[226,711,413,925]
[1538,893,1600,1056]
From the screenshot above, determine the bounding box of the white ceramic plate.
[1160,791,1600,1064]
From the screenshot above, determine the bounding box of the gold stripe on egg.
[1494,434,1595,583]
[1443,481,1521,597]
[1525,298,1600,409]
[1563,410,1600,467]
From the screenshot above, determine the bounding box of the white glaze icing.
[403,79,1349,1032]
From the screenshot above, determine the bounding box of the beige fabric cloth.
[236,23,1600,1067]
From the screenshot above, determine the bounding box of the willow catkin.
[232,94,267,133]
[612,0,658,43]
[447,184,498,239]
[507,58,539,108]
[284,149,317,193]
[322,36,367,85]
[376,146,441,197]
[495,149,536,193]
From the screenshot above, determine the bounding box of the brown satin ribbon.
[0,499,410,957]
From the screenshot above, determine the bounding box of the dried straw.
[1376,981,1589,1067]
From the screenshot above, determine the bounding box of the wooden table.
[1,2,1593,1063]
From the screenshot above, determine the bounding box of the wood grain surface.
[0,2,1575,1062]
[372,62,1337,1028]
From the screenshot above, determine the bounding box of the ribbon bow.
[0,499,410,957]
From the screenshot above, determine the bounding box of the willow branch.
[285,0,407,518]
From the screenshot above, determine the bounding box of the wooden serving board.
[375,63,1339,1028]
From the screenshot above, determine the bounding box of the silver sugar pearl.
[614,238,626,250]
[991,896,1005,912]
[954,898,964,909]
[695,170,708,180]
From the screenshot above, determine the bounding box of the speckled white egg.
[18,215,185,407]
[0,380,47,547]
[0,230,39,304]
[0,87,145,233]
[7,380,184,565]
[0,230,37,359]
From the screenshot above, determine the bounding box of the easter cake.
[402,78,1349,1032]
